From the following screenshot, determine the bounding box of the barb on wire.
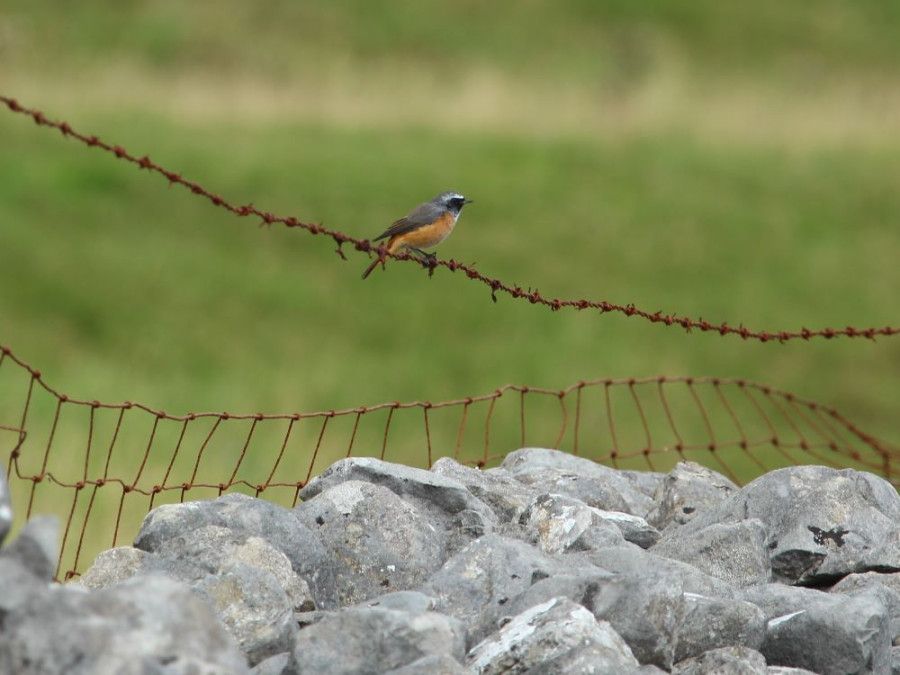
[2,94,898,344]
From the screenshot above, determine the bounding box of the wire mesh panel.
[1,345,896,580]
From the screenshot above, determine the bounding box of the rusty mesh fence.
[2,344,897,580]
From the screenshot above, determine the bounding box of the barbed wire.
[2,94,897,344]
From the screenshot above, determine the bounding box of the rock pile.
[2,449,900,674]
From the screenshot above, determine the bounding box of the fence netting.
[1,344,896,580]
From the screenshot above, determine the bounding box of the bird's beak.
[464,198,474,204]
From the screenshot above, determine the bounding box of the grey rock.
[225,535,315,612]
[581,570,685,669]
[284,606,465,675]
[489,564,688,670]
[148,526,315,612]
[432,456,539,524]
[76,546,160,589]
[738,583,891,674]
[301,457,497,557]
[135,493,338,608]
[484,566,761,670]
[831,570,900,608]
[78,534,313,665]
[520,492,625,554]
[420,534,596,647]
[581,544,735,598]
[675,593,766,662]
[476,570,615,643]
[356,590,436,613]
[653,518,771,588]
[0,514,59,581]
[593,508,660,548]
[621,469,667,499]
[293,609,329,629]
[301,457,480,514]
[830,571,900,641]
[77,540,240,591]
[645,461,738,531]
[0,516,60,623]
[81,527,317,665]
[672,645,767,675]
[384,653,470,674]
[196,561,296,666]
[501,447,654,516]
[468,596,643,674]
[766,669,819,675]
[295,481,443,605]
[676,466,900,585]
[0,574,248,674]
[250,652,289,675]
[0,462,13,547]
[0,556,46,621]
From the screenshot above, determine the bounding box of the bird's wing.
[372,202,441,241]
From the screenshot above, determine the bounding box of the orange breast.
[388,211,456,252]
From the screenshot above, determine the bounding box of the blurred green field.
[2,1,900,573]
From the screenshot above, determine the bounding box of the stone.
[0,574,248,674]
[653,518,771,588]
[645,461,738,531]
[12,454,900,674]
[467,596,643,674]
[674,593,766,662]
[501,447,654,516]
[593,508,660,548]
[355,590,436,613]
[420,534,598,647]
[620,469,667,500]
[284,606,465,675]
[520,492,625,554]
[250,652,290,675]
[196,561,296,666]
[431,456,539,524]
[0,556,46,622]
[0,463,13,547]
[135,493,338,608]
[580,544,735,598]
[383,653,470,675]
[580,571,685,669]
[80,529,314,665]
[0,514,59,581]
[295,481,443,605]
[672,645,767,675]
[300,457,497,557]
[738,583,891,674]
[830,571,900,641]
[474,570,614,646]
[674,466,900,585]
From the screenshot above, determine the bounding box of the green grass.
[2,114,898,435]
[6,1,900,81]
[2,1,900,575]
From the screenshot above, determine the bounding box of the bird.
[361,191,473,279]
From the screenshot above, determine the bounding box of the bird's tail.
[361,255,385,280]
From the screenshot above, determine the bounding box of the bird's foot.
[410,248,438,277]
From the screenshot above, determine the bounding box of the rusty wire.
[2,94,897,343]
[1,344,896,581]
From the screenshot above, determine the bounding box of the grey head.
[432,191,473,216]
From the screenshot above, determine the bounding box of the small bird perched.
[361,191,473,279]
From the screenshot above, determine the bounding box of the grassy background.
[2,1,900,573]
